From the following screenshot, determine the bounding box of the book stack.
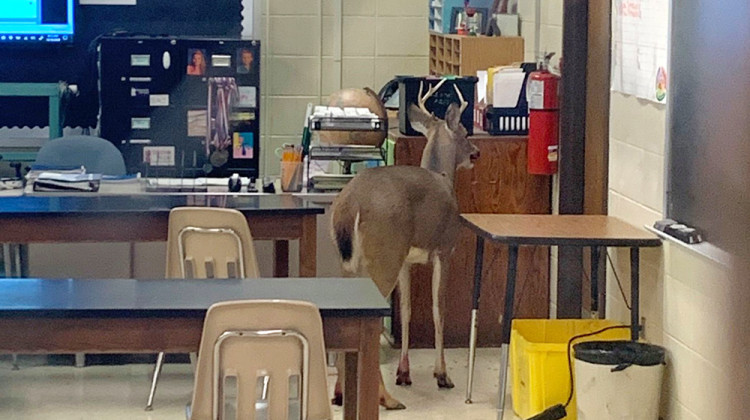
[33,172,102,192]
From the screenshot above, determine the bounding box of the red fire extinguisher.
[527,52,560,175]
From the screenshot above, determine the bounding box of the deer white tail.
[334,210,362,273]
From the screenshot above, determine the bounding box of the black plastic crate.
[398,75,477,136]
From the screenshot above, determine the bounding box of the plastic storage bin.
[510,319,630,420]
[397,75,477,136]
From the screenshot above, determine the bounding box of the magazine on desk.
[32,172,102,192]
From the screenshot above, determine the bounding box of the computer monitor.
[0,0,74,44]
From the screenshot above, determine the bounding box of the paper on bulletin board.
[611,0,669,103]
[80,0,136,5]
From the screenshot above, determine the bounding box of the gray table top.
[0,277,388,318]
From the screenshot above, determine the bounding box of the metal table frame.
[460,214,662,419]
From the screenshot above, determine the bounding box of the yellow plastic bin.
[510,319,630,420]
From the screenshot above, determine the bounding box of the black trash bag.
[574,340,666,372]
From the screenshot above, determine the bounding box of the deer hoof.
[331,391,343,406]
[395,369,412,386]
[434,373,455,389]
[381,397,407,410]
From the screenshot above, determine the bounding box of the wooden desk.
[0,277,388,420]
[390,129,551,348]
[460,214,661,417]
[0,193,323,278]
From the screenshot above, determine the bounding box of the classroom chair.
[146,207,261,411]
[34,135,127,175]
[186,300,332,420]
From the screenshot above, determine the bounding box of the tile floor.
[0,344,521,420]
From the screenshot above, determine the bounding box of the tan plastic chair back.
[189,300,332,420]
[166,207,260,279]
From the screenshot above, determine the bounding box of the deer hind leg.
[365,251,409,410]
[432,254,454,389]
[396,262,413,386]
[379,369,406,410]
[331,353,406,410]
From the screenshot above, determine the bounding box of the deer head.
[407,81,480,181]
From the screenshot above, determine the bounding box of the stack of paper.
[309,174,354,191]
[33,172,102,192]
[308,106,385,131]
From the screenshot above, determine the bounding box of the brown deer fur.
[331,102,480,409]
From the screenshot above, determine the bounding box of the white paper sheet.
[611,0,669,103]
[476,70,488,104]
[492,70,526,108]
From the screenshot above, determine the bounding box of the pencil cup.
[280,161,304,192]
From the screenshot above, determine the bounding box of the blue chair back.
[35,135,126,176]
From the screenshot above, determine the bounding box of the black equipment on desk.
[98,36,260,179]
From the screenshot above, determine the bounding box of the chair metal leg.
[189,352,197,373]
[146,352,166,411]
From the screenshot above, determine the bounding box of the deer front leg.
[432,255,454,389]
[396,262,412,386]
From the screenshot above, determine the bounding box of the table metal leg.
[465,235,485,404]
[590,246,601,318]
[0,244,5,277]
[8,244,18,278]
[630,247,640,341]
[497,245,519,420]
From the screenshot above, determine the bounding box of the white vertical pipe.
[535,0,542,62]
[262,0,270,177]
[252,0,262,40]
[333,0,343,90]
[319,0,324,103]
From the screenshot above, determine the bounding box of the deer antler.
[418,79,447,114]
[453,84,468,115]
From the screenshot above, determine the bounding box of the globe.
[318,87,387,147]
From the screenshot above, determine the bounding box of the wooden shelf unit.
[429,32,524,76]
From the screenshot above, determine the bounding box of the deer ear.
[408,104,431,136]
[444,103,462,131]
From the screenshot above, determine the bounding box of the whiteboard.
[611,0,670,103]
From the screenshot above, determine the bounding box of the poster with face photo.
[187,49,207,76]
[233,132,254,159]
[236,47,256,76]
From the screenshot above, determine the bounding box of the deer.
[330,80,480,410]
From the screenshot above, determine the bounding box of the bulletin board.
[0,0,242,129]
[611,0,670,103]
[98,36,260,178]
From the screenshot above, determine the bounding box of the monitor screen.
[0,0,74,44]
